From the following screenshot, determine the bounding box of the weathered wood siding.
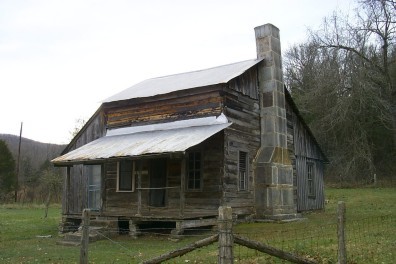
[62,111,106,215]
[104,161,141,214]
[227,67,259,100]
[100,132,224,216]
[64,165,87,214]
[101,87,225,216]
[65,110,106,153]
[286,102,298,210]
[64,87,225,217]
[223,68,260,216]
[184,132,223,210]
[286,99,325,212]
[105,88,223,129]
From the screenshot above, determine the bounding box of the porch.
[60,204,219,239]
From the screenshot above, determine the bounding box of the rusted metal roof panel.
[103,59,262,103]
[52,115,231,165]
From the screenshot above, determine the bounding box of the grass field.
[0,188,395,263]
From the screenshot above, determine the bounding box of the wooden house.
[52,24,327,235]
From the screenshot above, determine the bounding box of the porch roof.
[52,114,231,165]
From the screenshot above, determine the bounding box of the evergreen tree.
[0,140,16,199]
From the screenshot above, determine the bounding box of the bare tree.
[285,0,396,182]
[310,0,396,145]
[37,160,62,217]
[69,118,87,140]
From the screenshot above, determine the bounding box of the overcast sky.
[0,0,356,145]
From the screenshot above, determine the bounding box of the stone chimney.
[254,24,297,219]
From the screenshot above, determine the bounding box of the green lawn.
[0,188,395,263]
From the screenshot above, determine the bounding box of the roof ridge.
[147,59,258,81]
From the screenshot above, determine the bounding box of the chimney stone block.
[261,80,275,93]
[262,116,275,133]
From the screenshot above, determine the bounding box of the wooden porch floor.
[64,207,218,221]
[104,207,218,221]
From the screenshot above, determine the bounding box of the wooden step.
[58,226,105,246]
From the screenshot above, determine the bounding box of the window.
[307,162,315,197]
[238,151,248,191]
[117,160,135,192]
[187,151,202,190]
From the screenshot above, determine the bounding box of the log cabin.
[52,24,327,236]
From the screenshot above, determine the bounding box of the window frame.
[307,161,315,198]
[116,160,135,192]
[238,150,249,191]
[186,150,203,191]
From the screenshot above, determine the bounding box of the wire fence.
[71,209,395,263]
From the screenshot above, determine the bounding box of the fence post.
[337,201,346,264]
[80,209,91,264]
[218,206,233,264]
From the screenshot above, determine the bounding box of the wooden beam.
[100,164,105,212]
[179,218,217,229]
[15,122,23,202]
[218,206,233,264]
[142,234,218,264]
[80,209,91,264]
[179,157,185,217]
[137,161,142,216]
[66,166,71,214]
[234,235,317,264]
[337,201,347,264]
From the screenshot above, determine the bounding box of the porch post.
[179,157,186,217]
[137,161,142,216]
[66,166,71,214]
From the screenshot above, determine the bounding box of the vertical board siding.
[64,111,106,215]
[286,105,298,210]
[67,164,86,214]
[67,111,106,152]
[227,67,259,100]
[286,100,325,212]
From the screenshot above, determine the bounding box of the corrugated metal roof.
[103,59,262,103]
[52,115,231,165]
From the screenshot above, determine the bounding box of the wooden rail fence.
[80,203,348,264]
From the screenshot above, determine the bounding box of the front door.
[149,159,167,207]
[85,165,102,211]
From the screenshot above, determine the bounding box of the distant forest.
[0,134,66,202]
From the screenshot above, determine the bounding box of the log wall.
[223,70,261,216]
[105,88,223,129]
[100,132,224,216]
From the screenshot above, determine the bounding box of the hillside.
[0,134,66,182]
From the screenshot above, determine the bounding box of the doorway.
[149,159,167,207]
[85,165,102,211]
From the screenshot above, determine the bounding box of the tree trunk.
[44,190,51,218]
[392,105,396,152]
